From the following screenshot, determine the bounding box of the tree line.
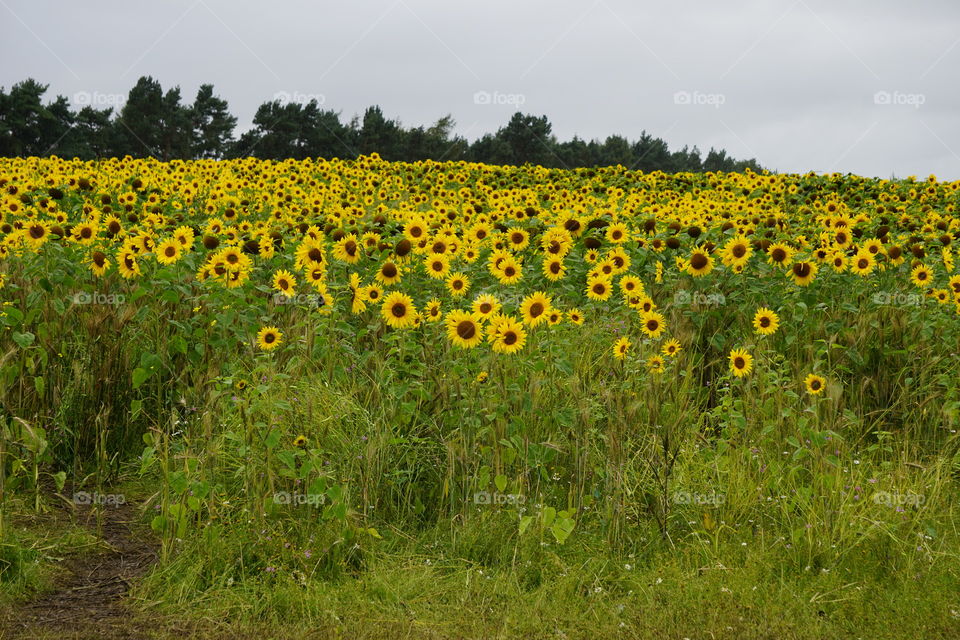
[0,77,762,172]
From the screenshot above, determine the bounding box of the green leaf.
[12,332,35,348]
[132,367,151,388]
[542,506,556,527]
[52,471,66,491]
[519,515,533,535]
[264,429,281,450]
[494,474,507,493]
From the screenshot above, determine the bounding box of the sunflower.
[381,291,417,329]
[606,222,629,244]
[520,291,552,326]
[419,253,448,280]
[948,275,960,296]
[72,222,98,245]
[849,250,875,276]
[639,310,666,339]
[490,317,527,354]
[404,217,428,242]
[647,354,665,374]
[803,374,826,395]
[933,288,951,304]
[272,269,297,298]
[256,326,283,351]
[766,243,793,268]
[910,264,932,288]
[424,298,443,322]
[23,220,50,250]
[567,308,584,325]
[721,237,752,267]
[445,310,484,349]
[365,285,383,303]
[729,348,753,378]
[494,256,523,285]
[790,261,817,286]
[332,234,362,264]
[752,307,780,335]
[506,227,529,251]
[88,250,110,277]
[547,310,562,326]
[472,293,501,318]
[585,276,613,301]
[542,257,567,281]
[173,225,195,248]
[687,249,714,277]
[446,272,470,297]
[613,336,631,360]
[293,435,308,448]
[830,251,847,272]
[155,238,182,265]
[475,371,489,384]
[619,275,644,297]
[662,338,681,357]
[376,260,402,285]
[117,249,140,279]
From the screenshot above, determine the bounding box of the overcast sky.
[2,0,959,178]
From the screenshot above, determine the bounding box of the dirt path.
[2,498,159,640]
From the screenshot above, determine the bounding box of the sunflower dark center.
[530,303,544,317]
[457,321,476,340]
[691,254,708,270]
[734,357,745,368]
[503,331,518,345]
[391,303,406,318]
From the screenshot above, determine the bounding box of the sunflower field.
[1,155,959,638]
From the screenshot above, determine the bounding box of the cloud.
[2,0,958,177]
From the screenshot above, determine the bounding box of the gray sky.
[3,0,959,178]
